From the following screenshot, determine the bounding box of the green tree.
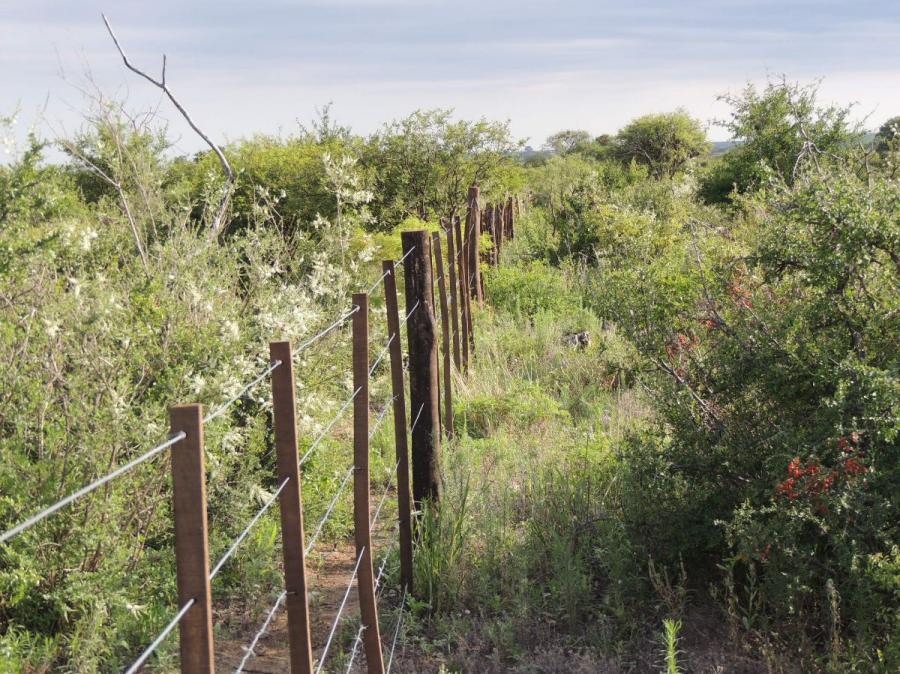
[700,79,862,203]
[544,129,593,155]
[614,110,709,178]
[875,115,900,158]
[365,109,518,227]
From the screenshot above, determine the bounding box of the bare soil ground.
[215,492,395,673]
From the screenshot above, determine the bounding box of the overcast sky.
[2,0,899,153]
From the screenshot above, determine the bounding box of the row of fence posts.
[161,188,516,673]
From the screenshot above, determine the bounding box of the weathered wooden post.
[431,232,454,439]
[495,202,504,264]
[401,232,442,505]
[381,261,414,592]
[465,185,483,307]
[168,404,215,674]
[453,216,471,371]
[483,205,495,267]
[269,342,314,674]
[443,221,462,372]
[352,293,385,673]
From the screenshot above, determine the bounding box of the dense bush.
[474,81,898,669]
[483,261,582,319]
[569,154,897,667]
[0,100,520,671]
[699,79,863,204]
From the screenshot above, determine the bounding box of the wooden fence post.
[431,233,454,439]
[483,205,495,267]
[453,216,471,371]
[269,342,314,674]
[401,232,442,505]
[443,221,462,373]
[495,202,504,264]
[381,262,414,593]
[465,185,483,307]
[352,293,386,674]
[168,404,215,674]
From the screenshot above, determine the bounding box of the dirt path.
[215,491,397,673]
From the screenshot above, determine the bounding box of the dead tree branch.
[102,13,235,233]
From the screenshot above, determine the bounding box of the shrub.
[484,261,581,318]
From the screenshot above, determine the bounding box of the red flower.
[776,477,798,499]
[843,458,867,476]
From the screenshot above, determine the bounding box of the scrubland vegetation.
[1,78,897,672]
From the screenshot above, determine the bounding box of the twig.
[102,13,235,233]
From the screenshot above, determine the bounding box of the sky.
[2,0,900,154]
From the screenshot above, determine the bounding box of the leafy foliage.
[613,110,709,178]
[700,79,863,203]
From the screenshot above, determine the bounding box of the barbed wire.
[209,476,291,581]
[123,598,195,674]
[299,387,362,466]
[315,546,367,674]
[345,624,367,673]
[0,430,186,545]
[234,590,287,673]
[204,359,282,423]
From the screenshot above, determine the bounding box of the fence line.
[368,334,396,376]
[234,590,287,673]
[371,459,401,529]
[365,246,415,296]
[304,465,355,555]
[209,475,291,581]
[0,286,358,546]
[345,540,397,672]
[315,546,367,674]
[384,589,408,674]
[204,359,282,423]
[0,430,185,544]
[399,300,420,327]
[123,598,196,674]
[370,396,397,439]
[299,387,362,466]
[295,305,360,354]
[2,208,519,670]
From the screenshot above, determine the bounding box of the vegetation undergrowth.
[2,75,898,673]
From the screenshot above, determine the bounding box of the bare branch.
[102,13,234,232]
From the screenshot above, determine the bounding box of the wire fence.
[299,387,362,466]
[2,205,506,673]
[0,431,186,545]
[234,590,287,673]
[315,546,367,674]
[209,475,291,582]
